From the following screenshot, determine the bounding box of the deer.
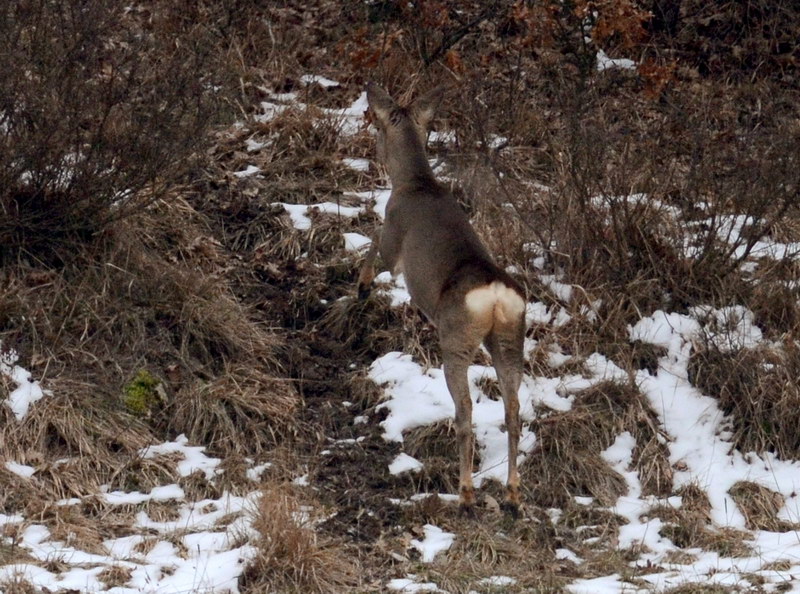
[358,83,527,517]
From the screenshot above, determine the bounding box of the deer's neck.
[387,131,436,188]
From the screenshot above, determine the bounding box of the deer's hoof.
[357,284,372,300]
[500,500,520,520]
[458,502,477,518]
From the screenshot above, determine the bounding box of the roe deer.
[358,83,527,516]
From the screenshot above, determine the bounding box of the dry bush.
[241,485,358,593]
[0,0,230,262]
[688,343,800,457]
[444,36,800,335]
[647,0,799,86]
[525,380,670,506]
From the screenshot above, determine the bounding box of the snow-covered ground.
[3,76,800,593]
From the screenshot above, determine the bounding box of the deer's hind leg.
[484,319,525,517]
[438,302,492,514]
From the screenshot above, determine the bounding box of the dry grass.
[729,481,794,532]
[241,485,359,593]
[0,193,298,520]
[0,577,40,594]
[170,363,297,457]
[650,483,755,558]
[689,343,800,457]
[2,1,800,591]
[524,380,669,507]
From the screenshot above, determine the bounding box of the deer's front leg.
[357,234,381,299]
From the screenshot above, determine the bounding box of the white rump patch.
[464,281,525,323]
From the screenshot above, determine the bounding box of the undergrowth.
[2,0,800,591]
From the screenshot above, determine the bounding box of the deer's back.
[386,183,521,322]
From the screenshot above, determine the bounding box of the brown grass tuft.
[729,481,793,532]
[0,577,40,594]
[242,485,359,593]
[170,363,297,457]
[98,565,134,590]
[689,343,800,457]
[400,420,462,496]
[525,380,668,506]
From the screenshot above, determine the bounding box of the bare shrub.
[0,0,225,262]
[647,0,800,86]
[0,577,39,594]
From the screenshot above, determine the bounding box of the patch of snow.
[324,91,369,136]
[255,100,290,122]
[567,573,636,593]
[102,484,185,506]
[246,462,272,481]
[389,453,423,475]
[409,493,460,504]
[135,492,257,535]
[387,575,443,592]
[343,232,372,252]
[1,346,48,420]
[140,434,222,480]
[342,157,371,172]
[428,130,456,144]
[5,461,36,479]
[374,271,411,306]
[300,74,340,88]
[541,274,573,302]
[596,49,636,72]
[349,187,393,219]
[245,137,267,152]
[410,524,455,563]
[279,202,364,231]
[689,304,763,351]
[478,575,517,587]
[526,301,553,326]
[232,164,261,178]
[556,548,583,564]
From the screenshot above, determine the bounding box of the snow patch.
[389,453,423,475]
[1,345,48,420]
[410,524,455,563]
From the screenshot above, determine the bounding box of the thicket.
[0,1,237,262]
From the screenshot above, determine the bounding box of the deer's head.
[366,83,446,180]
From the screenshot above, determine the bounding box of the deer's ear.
[366,82,397,126]
[411,86,446,130]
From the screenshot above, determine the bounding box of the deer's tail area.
[464,281,526,336]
